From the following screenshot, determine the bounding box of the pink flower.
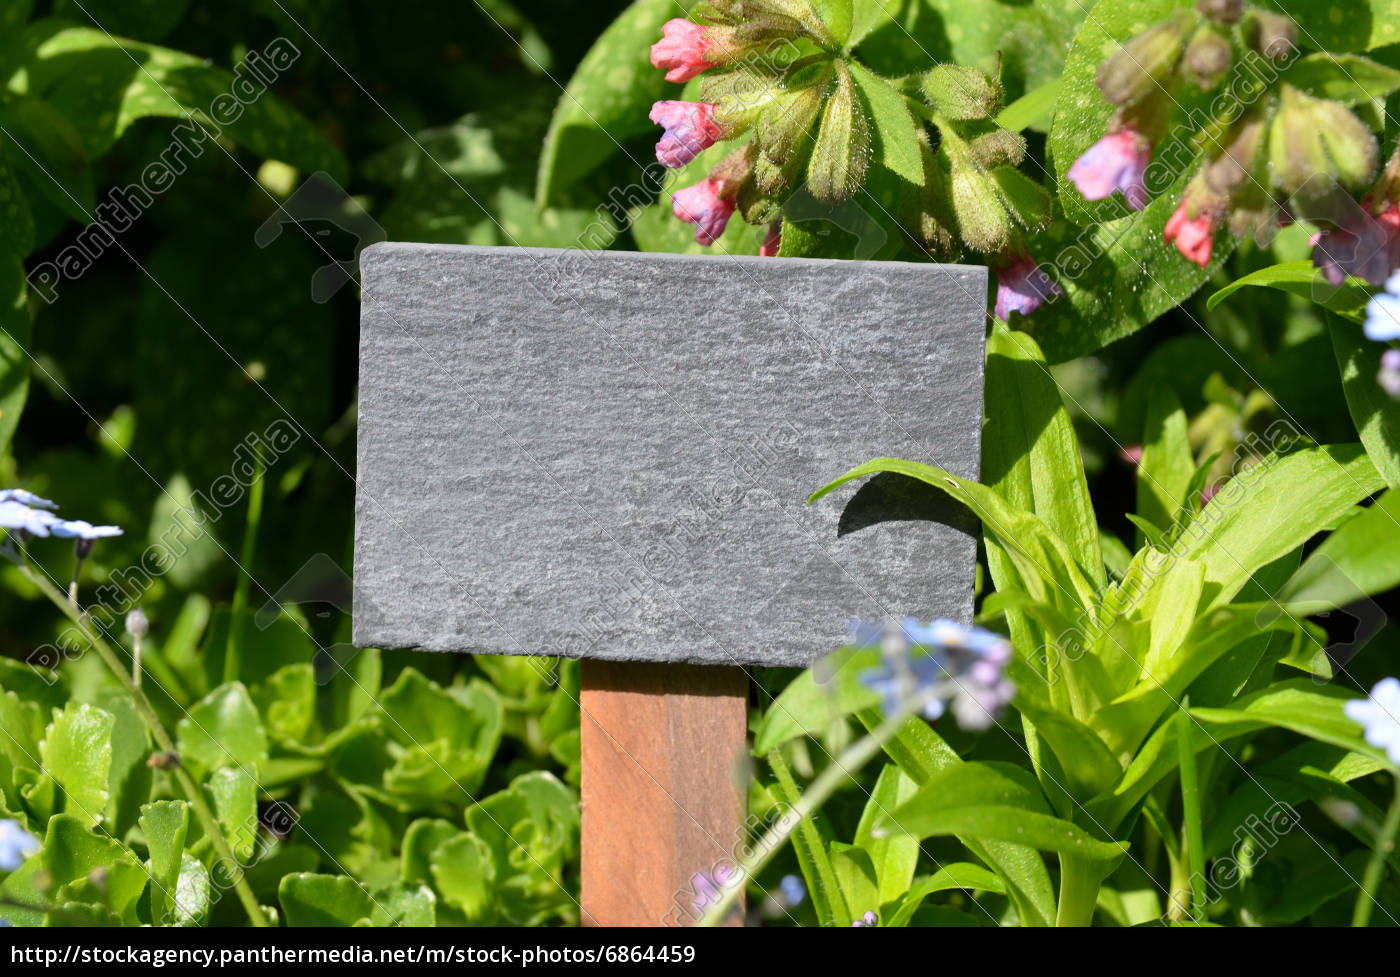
[760,223,781,257]
[650,100,724,168]
[1120,444,1143,466]
[994,253,1062,320]
[1164,199,1216,267]
[650,19,716,84]
[1311,201,1400,286]
[1068,130,1153,211]
[673,177,736,245]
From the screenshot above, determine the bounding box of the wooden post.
[580,661,748,927]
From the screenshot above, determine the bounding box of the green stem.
[225,456,264,686]
[1352,774,1400,927]
[1055,854,1102,927]
[1176,699,1207,923]
[22,564,270,928]
[696,713,905,927]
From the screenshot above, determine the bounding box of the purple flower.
[1067,129,1152,210]
[851,910,878,926]
[1313,203,1400,287]
[0,489,56,510]
[1378,349,1400,399]
[1345,677,1400,765]
[994,253,1062,321]
[50,520,123,540]
[672,177,736,246]
[650,19,717,84]
[649,100,723,168]
[0,500,59,537]
[0,819,39,871]
[853,619,1015,731]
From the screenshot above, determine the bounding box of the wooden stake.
[580,660,748,927]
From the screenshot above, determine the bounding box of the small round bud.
[1196,0,1243,25]
[1182,27,1232,88]
[125,608,149,640]
[1245,10,1297,64]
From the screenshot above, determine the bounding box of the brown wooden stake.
[580,660,749,927]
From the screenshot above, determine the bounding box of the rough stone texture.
[354,242,986,668]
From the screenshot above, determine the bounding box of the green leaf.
[753,646,882,754]
[997,79,1060,133]
[768,749,848,927]
[847,61,922,185]
[853,764,921,906]
[41,814,148,924]
[536,0,692,206]
[169,852,209,926]
[40,702,113,827]
[375,670,502,801]
[250,663,316,745]
[1190,679,1386,761]
[1170,443,1383,608]
[812,0,852,44]
[367,883,437,927]
[175,682,268,781]
[883,862,1005,927]
[1279,488,1400,612]
[0,92,94,222]
[1330,315,1400,487]
[139,800,188,926]
[1136,386,1195,536]
[1209,261,1370,322]
[103,697,151,840]
[278,873,374,927]
[205,766,258,862]
[1280,52,1400,104]
[26,25,345,177]
[51,0,191,41]
[828,843,879,924]
[878,762,1127,860]
[465,771,579,926]
[401,818,462,886]
[1258,0,1400,52]
[0,142,35,257]
[430,833,496,923]
[983,326,1104,587]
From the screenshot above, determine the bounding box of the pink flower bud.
[760,223,781,257]
[1164,198,1216,267]
[650,100,724,168]
[650,19,716,84]
[673,177,736,246]
[1068,129,1152,210]
[994,253,1062,320]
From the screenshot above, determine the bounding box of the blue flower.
[853,618,1015,731]
[0,500,59,537]
[779,874,805,907]
[0,819,39,871]
[1380,349,1400,400]
[1366,291,1400,341]
[851,910,878,927]
[0,489,56,510]
[1345,677,1400,765]
[50,520,123,540]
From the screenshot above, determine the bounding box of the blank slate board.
[353,242,986,669]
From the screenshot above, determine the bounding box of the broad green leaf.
[169,852,209,926]
[1144,557,1205,677]
[0,250,31,456]
[1191,680,1385,761]
[883,863,1005,927]
[983,326,1103,587]
[1209,261,1370,322]
[51,0,191,41]
[853,763,921,905]
[1279,488,1400,612]
[401,818,462,886]
[859,709,1054,927]
[848,61,923,185]
[753,646,882,754]
[1006,661,1123,798]
[997,79,1060,133]
[879,762,1127,860]
[40,702,113,827]
[139,800,188,926]
[1258,0,1400,51]
[1279,52,1400,104]
[103,697,151,839]
[465,771,579,926]
[828,843,879,925]
[1330,315,1400,488]
[1137,386,1195,536]
[278,873,374,927]
[41,814,147,924]
[176,682,268,781]
[26,25,346,177]
[430,834,496,923]
[1169,443,1384,608]
[250,662,316,745]
[375,670,502,801]
[367,883,437,927]
[206,766,258,862]
[0,92,93,222]
[536,0,694,206]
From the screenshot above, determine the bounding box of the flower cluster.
[1345,677,1400,766]
[645,1,1059,318]
[852,618,1015,732]
[1070,2,1392,279]
[0,488,122,548]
